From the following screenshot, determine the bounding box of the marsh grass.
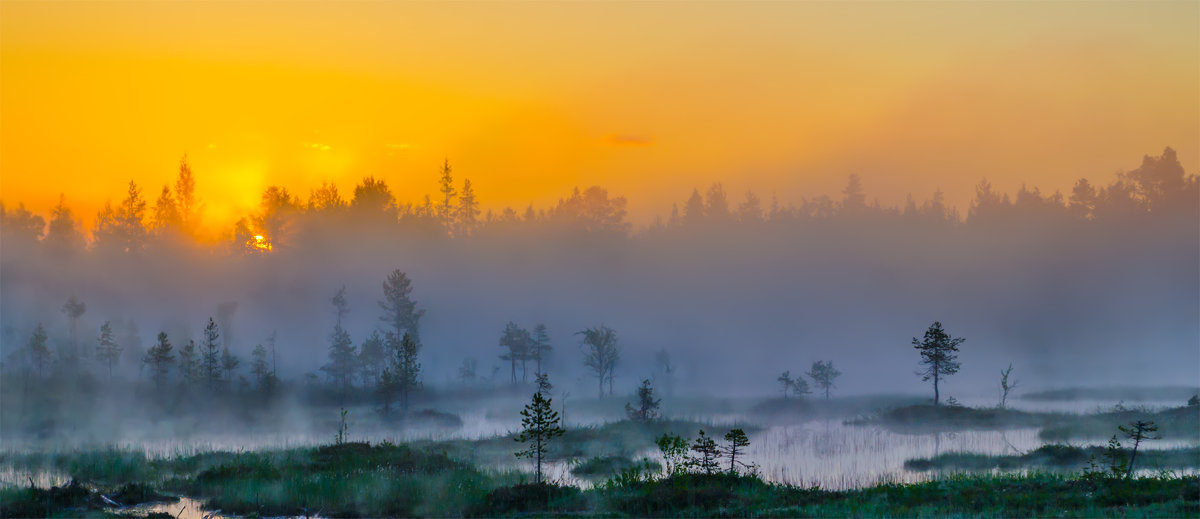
[905,444,1200,472]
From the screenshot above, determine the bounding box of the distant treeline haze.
[0,148,1196,396]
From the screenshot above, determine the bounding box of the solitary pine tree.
[143,332,175,392]
[912,321,964,406]
[807,360,841,400]
[723,429,750,474]
[579,326,620,398]
[1119,420,1160,479]
[625,378,661,421]
[515,388,565,485]
[690,430,721,475]
[200,318,223,390]
[96,321,122,381]
[28,323,50,379]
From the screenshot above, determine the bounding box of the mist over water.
[3,149,1196,401]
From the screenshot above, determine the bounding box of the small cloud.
[606,134,654,147]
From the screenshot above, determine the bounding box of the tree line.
[2,148,1194,256]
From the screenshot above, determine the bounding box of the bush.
[468,483,585,516]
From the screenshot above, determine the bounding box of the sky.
[1,1,1197,235]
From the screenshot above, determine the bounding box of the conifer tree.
[807,360,841,400]
[515,385,565,485]
[200,318,223,390]
[723,429,750,474]
[689,430,721,475]
[912,321,964,406]
[625,378,661,421]
[96,321,122,381]
[143,332,175,391]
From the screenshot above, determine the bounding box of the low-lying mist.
[1,147,1196,405]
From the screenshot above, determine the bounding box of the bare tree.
[998,363,1019,408]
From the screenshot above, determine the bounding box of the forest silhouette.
[0,147,1196,400]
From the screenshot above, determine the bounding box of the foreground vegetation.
[3,435,1198,518]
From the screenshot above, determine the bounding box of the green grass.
[905,444,1200,472]
[1039,405,1200,442]
[4,433,1197,518]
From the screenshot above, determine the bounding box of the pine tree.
[358,331,385,387]
[96,321,122,381]
[1119,420,1160,479]
[530,324,552,377]
[45,195,85,256]
[777,371,793,399]
[389,332,421,415]
[251,343,275,396]
[379,270,423,345]
[437,159,456,229]
[331,285,349,327]
[723,429,750,474]
[807,360,841,400]
[143,332,175,391]
[178,339,200,388]
[625,379,661,421]
[456,178,480,236]
[515,387,565,485]
[790,376,812,399]
[689,430,721,475]
[220,347,240,388]
[200,318,223,390]
[912,321,964,406]
[175,155,202,235]
[322,323,357,395]
[60,296,87,363]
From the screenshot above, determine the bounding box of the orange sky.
[1,1,1196,234]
